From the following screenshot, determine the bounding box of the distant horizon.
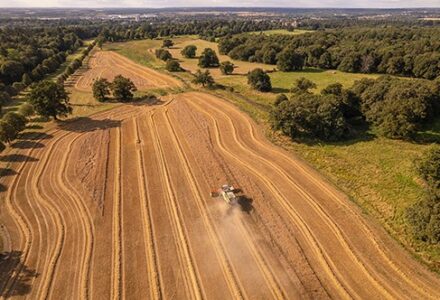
[2,6,440,9]
[2,1,440,9]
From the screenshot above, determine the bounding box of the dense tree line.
[0,18,280,99]
[406,146,440,243]
[99,19,281,43]
[351,77,440,138]
[297,18,440,30]
[271,76,440,142]
[271,78,353,141]
[219,27,440,79]
[57,41,96,84]
[0,25,99,97]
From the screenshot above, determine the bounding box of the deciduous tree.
[92,78,111,102]
[198,48,219,68]
[219,61,234,75]
[162,39,174,48]
[247,68,271,92]
[166,60,182,72]
[192,69,214,87]
[181,45,197,58]
[27,80,72,120]
[111,75,137,102]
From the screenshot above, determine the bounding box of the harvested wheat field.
[73,50,182,91]
[1,90,440,299]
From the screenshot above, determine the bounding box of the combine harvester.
[211,184,240,205]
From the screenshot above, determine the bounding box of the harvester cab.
[211,184,239,205]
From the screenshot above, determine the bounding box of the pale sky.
[2,0,440,8]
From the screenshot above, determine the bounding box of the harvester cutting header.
[211,184,240,205]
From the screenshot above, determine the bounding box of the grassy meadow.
[103,36,440,268]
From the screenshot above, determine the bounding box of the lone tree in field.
[27,80,72,120]
[166,60,182,72]
[111,75,137,102]
[219,61,234,75]
[247,68,272,92]
[181,45,197,58]
[193,69,214,87]
[155,49,172,61]
[162,39,174,48]
[198,48,219,68]
[92,78,111,102]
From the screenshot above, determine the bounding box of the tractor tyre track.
[148,112,204,300]
[190,92,440,299]
[187,97,354,299]
[159,108,248,300]
[189,94,397,298]
[133,117,162,300]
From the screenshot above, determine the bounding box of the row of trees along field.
[0,25,99,99]
[98,19,282,43]
[407,146,440,243]
[218,27,440,79]
[0,79,74,153]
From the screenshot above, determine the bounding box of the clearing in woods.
[1,48,440,299]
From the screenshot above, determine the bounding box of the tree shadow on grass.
[272,87,290,94]
[56,117,121,133]
[293,129,376,147]
[0,154,38,163]
[412,119,440,144]
[413,132,440,144]
[302,67,326,73]
[11,141,45,150]
[70,103,98,108]
[0,251,39,297]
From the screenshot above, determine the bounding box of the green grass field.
[107,36,380,109]
[216,69,379,108]
[108,36,440,269]
[103,39,164,69]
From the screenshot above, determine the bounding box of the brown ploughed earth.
[1,55,440,299]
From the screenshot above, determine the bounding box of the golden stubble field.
[1,48,440,299]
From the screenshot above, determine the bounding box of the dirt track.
[73,51,182,91]
[1,90,440,299]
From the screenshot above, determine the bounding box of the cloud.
[1,0,440,8]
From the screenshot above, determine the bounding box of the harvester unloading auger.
[211,184,240,205]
